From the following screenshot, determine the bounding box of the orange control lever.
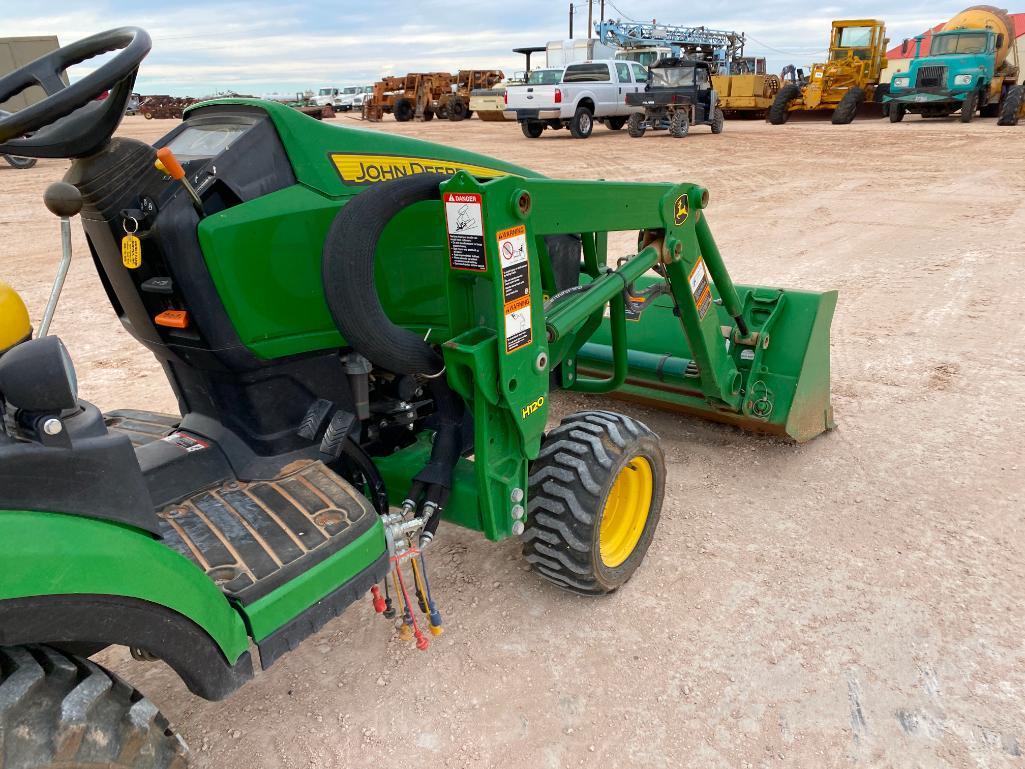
[155,147,186,181]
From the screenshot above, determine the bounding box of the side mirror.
[902,39,909,55]
[996,33,1004,49]
[0,335,79,413]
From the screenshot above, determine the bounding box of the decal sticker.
[497,225,532,352]
[162,431,210,453]
[674,194,689,226]
[521,395,545,419]
[329,153,506,185]
[688,257,713,321]
[444,192,486,271]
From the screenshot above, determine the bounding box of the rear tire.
[960,89,978,123]
[627,112,646,137]
[0,645,188,769]
[669,109,690,138]
[422,108,434,121]
[520,120,544,138]
[710,107,725,134]
[522,411,665,595]
[831,86,864,124]
[889,103,906,123]
[569,106,594,138]
[997,84,1023,126]
[393,98,414,122]
[436,103,450,120]
[605,116,626,131]
[768,83,800,124]
[448,97,468,121]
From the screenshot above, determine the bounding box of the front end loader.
[0,28,836,769]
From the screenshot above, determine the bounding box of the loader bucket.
[574,279,837,443]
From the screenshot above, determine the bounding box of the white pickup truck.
[503,59,650,138]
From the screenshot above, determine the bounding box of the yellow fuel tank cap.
[0,281,32,354]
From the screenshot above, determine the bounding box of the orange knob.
[156,147,186,181]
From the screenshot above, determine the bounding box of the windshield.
[930,32,988,55]
[837,26,872,48]
[651,64,695,87]
[527,69,564,85]
[318,88,335,96]
[342,86,361,95]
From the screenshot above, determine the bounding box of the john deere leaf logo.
[674,195,689,226]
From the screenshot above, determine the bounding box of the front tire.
[569,106,593,138]
[520,120,544,138]
[710,106,725,134]
[627,112,646,137]
[997,84,1023,126]
[393,98,414,122]
[768,83,801,124]
[831,86,864,124]
[3,155,37,169]
[960,90,978,123]
[889,103,906,123]
[522,411,665,594]
[0,645,188,769]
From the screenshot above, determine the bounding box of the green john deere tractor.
[0,28,837,768]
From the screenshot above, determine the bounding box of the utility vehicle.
[626,58,725,138]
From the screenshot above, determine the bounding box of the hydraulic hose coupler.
[343,353,373,421]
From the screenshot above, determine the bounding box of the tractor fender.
[0,510,253,700]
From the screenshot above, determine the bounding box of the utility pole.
[600,0,605,26]
[587,0,593,38]
[569,2,574,39]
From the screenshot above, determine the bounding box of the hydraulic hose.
[322,173,464,491]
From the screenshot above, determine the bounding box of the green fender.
[0,510,250,663]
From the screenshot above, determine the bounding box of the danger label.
[162,431,209,453]
[689,257,713,321]
[498,225,532,352]
[444,192,486,271]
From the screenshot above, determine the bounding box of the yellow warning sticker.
[329,153,507,185]
[688,257,713,320]
[121,234,142,269]
[498,225,532,353]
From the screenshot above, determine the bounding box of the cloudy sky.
[7,1,977,96]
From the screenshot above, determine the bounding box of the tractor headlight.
[0,336,78,412]
[892,77,909,89]
[954,74,973,86]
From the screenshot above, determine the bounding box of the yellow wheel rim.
[598,456,653,568]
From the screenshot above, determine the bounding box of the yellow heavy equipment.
[712,57,781,118]
[768,20,889,124]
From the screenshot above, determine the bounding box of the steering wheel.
[0,27,151,158]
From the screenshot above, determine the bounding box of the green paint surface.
[0,511,250,662]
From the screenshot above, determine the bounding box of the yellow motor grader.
[769,20,889,124]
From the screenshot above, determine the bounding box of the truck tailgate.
[504,85,559,110]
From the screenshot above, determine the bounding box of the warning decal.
[444,192,486,271]
[688,257,713,321]
[162,431,209,453]
[497,224,532,352]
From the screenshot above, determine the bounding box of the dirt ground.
[2,111,1024,769]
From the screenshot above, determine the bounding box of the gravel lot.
[2,110,1024,768]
